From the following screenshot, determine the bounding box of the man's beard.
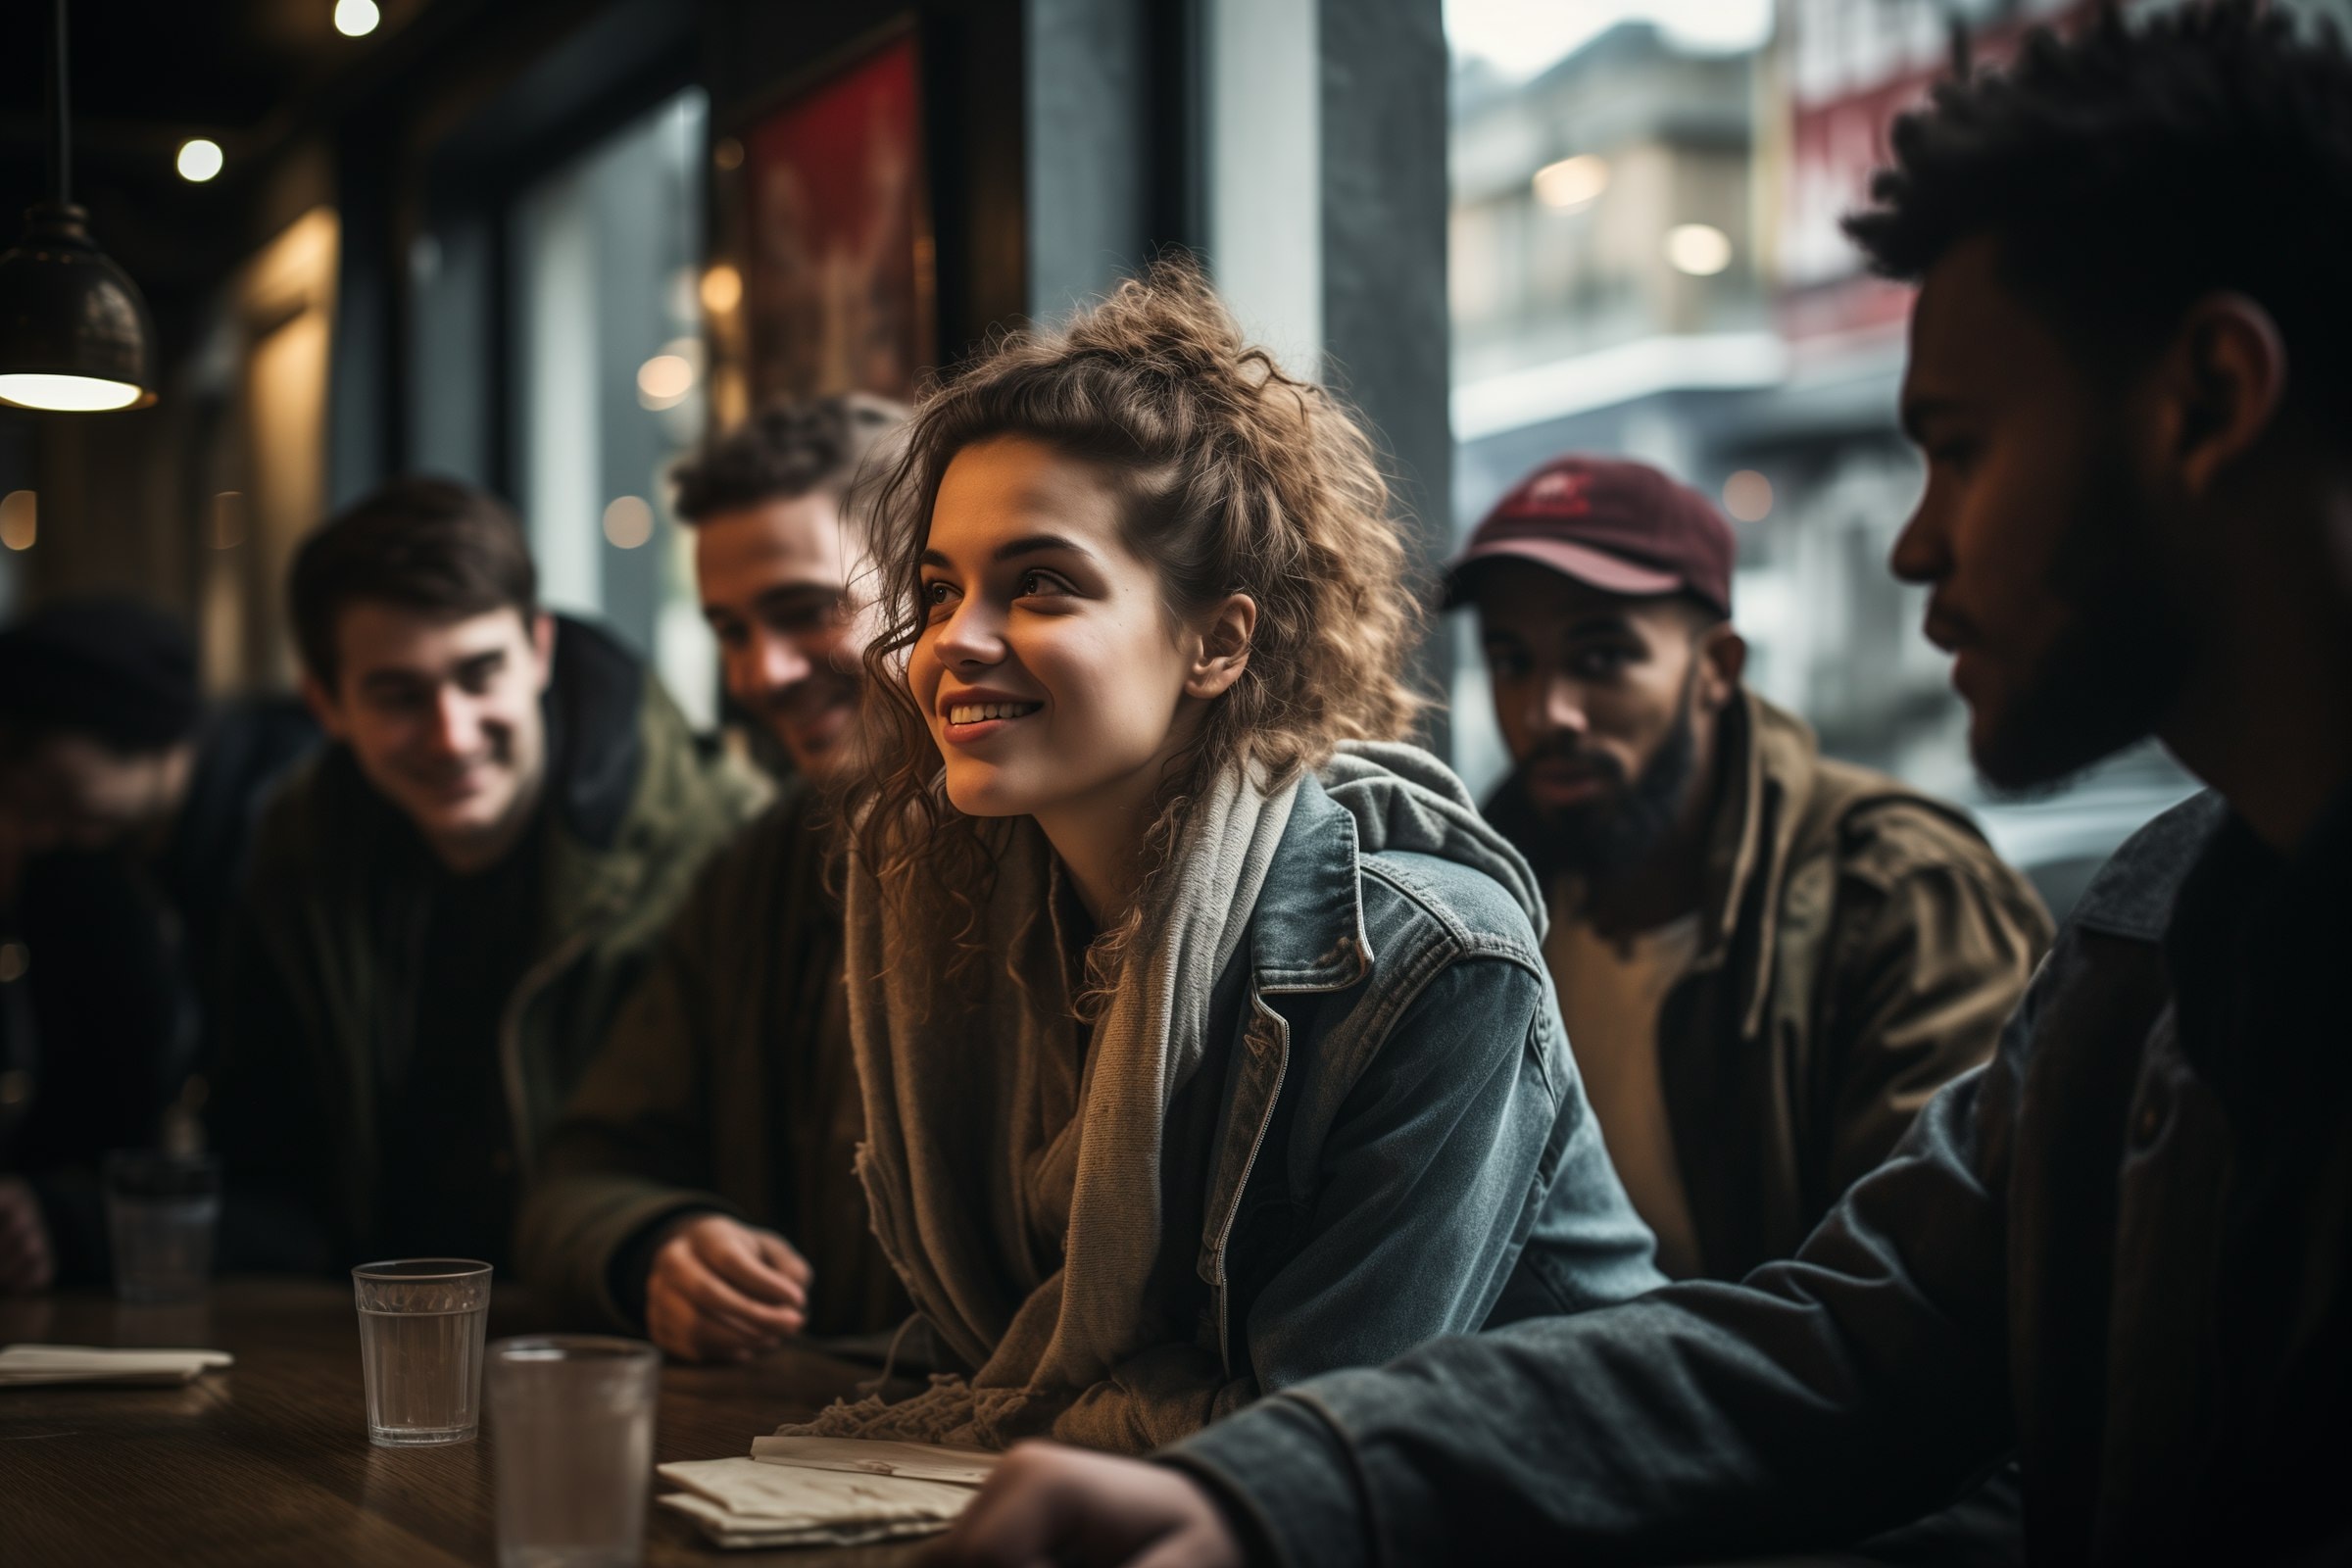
[1972,441,2195,793]
[1529,675,1701,882]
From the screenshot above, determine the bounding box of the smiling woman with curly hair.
[798,259,1659,1454]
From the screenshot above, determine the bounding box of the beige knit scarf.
[781,760,1298,1451]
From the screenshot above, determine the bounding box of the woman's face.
[913,435,1210,828]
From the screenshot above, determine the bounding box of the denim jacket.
[1058,754,1664,1448]
[1170,789,2352,1565]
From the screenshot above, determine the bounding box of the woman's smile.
[939,690,1047,744]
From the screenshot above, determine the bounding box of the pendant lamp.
[0,0,157,413]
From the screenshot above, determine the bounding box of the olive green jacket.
[209,619,766,1268]
[515,777,907,1339]
[1489,690,2054,1280]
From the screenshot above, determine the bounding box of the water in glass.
[351,1260,493,1446]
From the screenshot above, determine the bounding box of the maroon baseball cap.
[1444,455,1735,618]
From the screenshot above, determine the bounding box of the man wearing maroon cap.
[1449,454,2050,1283]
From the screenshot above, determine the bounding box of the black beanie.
[0,596,202,753]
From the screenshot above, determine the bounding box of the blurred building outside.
[1441,0,2347,916]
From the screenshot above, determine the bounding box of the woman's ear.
[1185,594,1257,700]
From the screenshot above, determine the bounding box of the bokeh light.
[1533,155,1608,211]
[1722,469,1773,522]
[1664,222,1733,276]
[603,496,655,550]
[176,139,224,183]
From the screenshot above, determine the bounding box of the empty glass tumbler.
[486,1337,661,1568]
[104,1151,221,1303]
[351,1258,493,1446]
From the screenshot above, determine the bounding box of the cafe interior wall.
[2,0,1451,748]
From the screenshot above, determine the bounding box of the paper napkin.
[0,1344,234,1388]
[658,1439,1000,1549]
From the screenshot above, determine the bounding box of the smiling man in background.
[1456,455,2047,1284]
[208,477,764,1272]
[517,395,912,1358]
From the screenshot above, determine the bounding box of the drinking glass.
[104,1151,221,1303]
[351,1258,493,1446]
[486,1336,661,1568]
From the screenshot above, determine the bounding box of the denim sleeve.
[1051,956,1660,1456]
[1166,1004,2027,1568]
[1243,956,1657,1393]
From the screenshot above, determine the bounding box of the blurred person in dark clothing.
[208,479,764,1274]
[0,598,315,1292]
[518,396,913,1356]
[1452,456,2049,1286]
[924,6,2352,1565]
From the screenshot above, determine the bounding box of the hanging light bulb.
[0,0,157,413]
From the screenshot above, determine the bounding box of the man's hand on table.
[921,1443,1249,1568]
[0,1176,55,1295]
[645,1214,810,1361]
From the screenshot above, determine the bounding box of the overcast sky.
[1445,0,1774,78]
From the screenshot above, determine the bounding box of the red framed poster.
[741,30,933,403]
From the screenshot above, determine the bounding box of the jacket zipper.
[1208,997,1291,1373]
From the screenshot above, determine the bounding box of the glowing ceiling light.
[1533,155,1608,211]
[1665,222,1734,276]
[334,0,381,38]
[0,372,143,412]
[176,139,223,183]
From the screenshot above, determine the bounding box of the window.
[512,89,716,725]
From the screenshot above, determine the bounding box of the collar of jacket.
[1687,688,1823,1038]
[1245,773,1375,995]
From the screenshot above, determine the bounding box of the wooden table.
[1,1277,927,1567]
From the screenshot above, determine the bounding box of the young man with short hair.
[928,6,2352,1562]
[1456,457,2048,1282]
[517,395,911,1356]
[0,599,315,1291]
[210,478,764,1271]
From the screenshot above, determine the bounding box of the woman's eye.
[1016,569,1069,598]
[921,581,956,616]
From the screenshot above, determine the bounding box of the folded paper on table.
[748,1435,1000,1486]
[658,1491,953,1548]
[0,1345,235,1388]
[657,1441,999,1550]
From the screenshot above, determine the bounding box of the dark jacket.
[0,698,317,1283]
[208,619,766,1269]
[514,776,906,1338]
[1169,789,2352,1566]
[1487,690,2052,1280]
